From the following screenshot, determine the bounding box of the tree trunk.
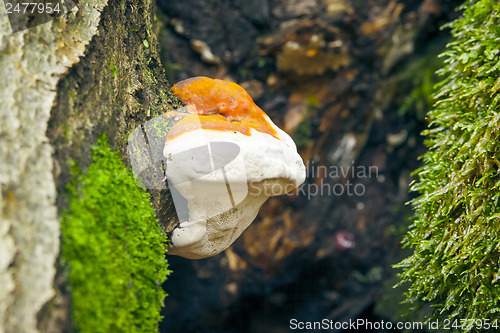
[0,1,176,332]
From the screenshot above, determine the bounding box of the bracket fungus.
[164,77,306,259]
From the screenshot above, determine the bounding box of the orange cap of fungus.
[166,77,278,140]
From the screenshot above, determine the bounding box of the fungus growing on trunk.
[164,77,305,259]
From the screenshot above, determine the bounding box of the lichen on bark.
[0,1,108,332]
[48,0,181,233]
[1,0,180,332]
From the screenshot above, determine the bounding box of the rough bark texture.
[0,2,107,332]
[0,1,176,332]
[48,0,180,232]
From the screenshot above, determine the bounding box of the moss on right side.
[396,0,500,327]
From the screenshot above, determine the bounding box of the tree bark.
[0,1,176,332]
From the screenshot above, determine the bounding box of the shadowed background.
[156,0,462,332]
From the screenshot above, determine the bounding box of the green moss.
[142,67,157,85]
[396,0,500,328]
[61,135,170,333]
[109,60,118,78]
[62,122,69,141]
[69,89,77,103]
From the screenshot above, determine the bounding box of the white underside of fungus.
[163,77,306,259]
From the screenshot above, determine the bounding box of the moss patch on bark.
[61,135,170,333]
